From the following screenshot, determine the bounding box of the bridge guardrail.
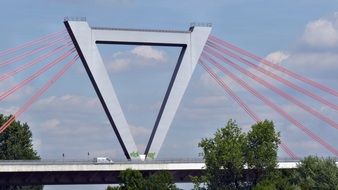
[64,17,86,22]
[0,157,336,165]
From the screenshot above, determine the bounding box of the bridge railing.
[0,157,336,165]
[64,16,86,22]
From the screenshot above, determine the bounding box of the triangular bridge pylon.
[64,19,211,160]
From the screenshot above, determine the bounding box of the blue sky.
[1,0,338,189]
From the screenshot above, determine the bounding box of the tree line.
[1,114,337,189]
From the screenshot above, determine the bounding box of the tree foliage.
[246,120,280,184]
[198,119,247,189]
[146,171,177,190]
[254,156,338,190]
[0,114,42,190]
[196,119,280,189]
[253,170,297,190]
[119,169,145,189]
[293,156,338,189]
[106,169,179,190]
[0,114,40,160]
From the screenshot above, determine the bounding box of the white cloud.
[40,119,61,130]
[258,51,290,79]
[265,51,290,65]
[107,58,130,73]
[302,19,338,48]
[34,95,100,113]
[319,105,338,119]
[131,46,166,62]
[112,51,125,58]
[0,78,35,103]
[263,14,338,79]
[104,46,168,73]
[129,124,150,138]
[192,96,228,107]
[285,52,338,73]
[0,106,18,115]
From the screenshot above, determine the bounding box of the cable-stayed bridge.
[0,18,337,184]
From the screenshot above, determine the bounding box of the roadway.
[0,159,317,185]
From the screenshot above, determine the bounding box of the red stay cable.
[0,35,70,68]
[202,54,338,157]
[206,41,338,111]
[0,48,76,102]
[199,60,260,122]
[200,60,297,159]
[0,55,79,134]
[0,42,73,82]
[204,46,338,129]
[0,30,66,57]
[208,35,338,97]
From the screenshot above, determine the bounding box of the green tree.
[0,114,42,190]
[246,120,280,185]
[198,119,247,189]
[191,175,207,190]
[106,169,178,190]
[253,170,299,190]
[146,171,177,190]
[196,119,282,189]
[119,169,145,190]
[292,156,338,189]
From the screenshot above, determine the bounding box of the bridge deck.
[0,160,304,185]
